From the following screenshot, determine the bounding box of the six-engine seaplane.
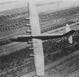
[9,1,76,77]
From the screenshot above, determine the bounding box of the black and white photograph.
[0,0,79,77]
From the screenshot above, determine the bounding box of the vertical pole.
[29,0,45,77]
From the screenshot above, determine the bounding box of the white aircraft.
[10,1,75,77]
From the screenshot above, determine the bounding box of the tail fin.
[65,24,73,44]
[65,24,71,32]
